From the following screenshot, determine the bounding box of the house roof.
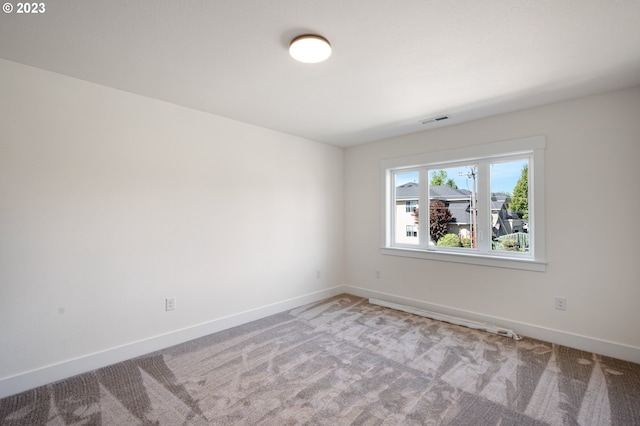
[396,182,420,200]
[491,193,512,211]
[396,182,472,201]
[1,1,639,147]
[396,183,515,224]
[430,186,472,200]
[448,203,471,225]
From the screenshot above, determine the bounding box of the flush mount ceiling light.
[289,35,332,63]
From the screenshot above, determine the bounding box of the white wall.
[345,86,640,362]
[0,59,344,393]
[1,56,638,398]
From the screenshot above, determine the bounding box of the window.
[405,200,418,213]
[381,135,546,271]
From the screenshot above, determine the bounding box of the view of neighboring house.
[394,182,421,245]
[490,193,527,236]
[395,182,526,245]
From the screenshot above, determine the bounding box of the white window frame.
[381,135,546,272]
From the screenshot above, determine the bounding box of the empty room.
[1,1,639,424]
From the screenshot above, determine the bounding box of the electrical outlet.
[316,269,321,278]
[375,270,381,279]
[555,297,567,311]
[166,297,176,311]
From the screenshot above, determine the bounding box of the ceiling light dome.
[289,35,332,63]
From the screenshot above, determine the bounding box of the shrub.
[460,237,471,248]
[437,234,461,247]
[501,238,519,251]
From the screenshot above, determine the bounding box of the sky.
[395,159,527,194]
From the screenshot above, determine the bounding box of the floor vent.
[369,298,522,340]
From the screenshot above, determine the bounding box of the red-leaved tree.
[412,199,452,243]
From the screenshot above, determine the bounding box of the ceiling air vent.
[420,115,450,125]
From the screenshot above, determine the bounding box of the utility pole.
[460,166,477,248]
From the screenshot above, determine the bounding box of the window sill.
[380,247,546,272]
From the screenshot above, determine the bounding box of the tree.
[413,199,452,243]
[430,200,453,243]
[511,164,529,219]
[430,170,458,189]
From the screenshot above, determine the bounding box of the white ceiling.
[2,1,640,147]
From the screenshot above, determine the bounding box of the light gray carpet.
[1,294,639,425]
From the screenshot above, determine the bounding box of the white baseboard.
[3,284,637,399]
[344,285,640,364]
[0,286,346,399]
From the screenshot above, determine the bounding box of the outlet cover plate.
[166,297,176,311]
[555,297,566,311]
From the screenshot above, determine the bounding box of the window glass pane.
[394,171,419,245]
[490,159,529,253]
[428,165,477,248]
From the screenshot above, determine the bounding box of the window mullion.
[476,161,490,252]
[387,170,394,247]
[418,169,429,249]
